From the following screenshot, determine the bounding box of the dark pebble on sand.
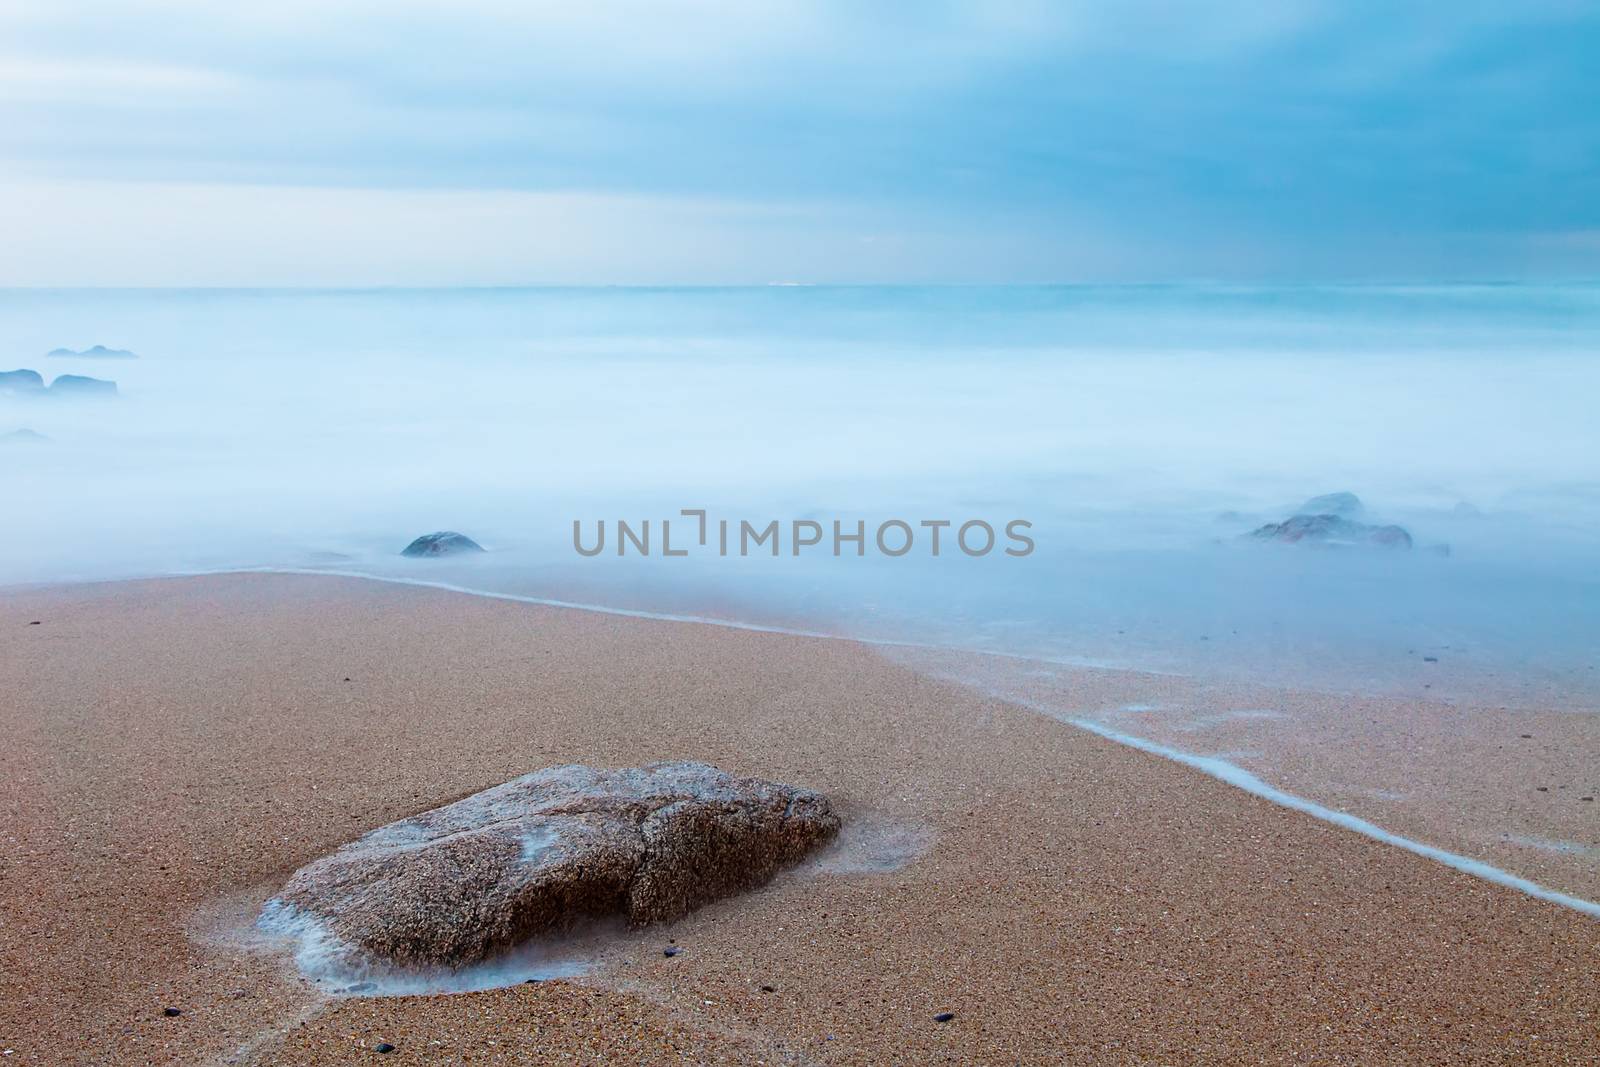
[1520,734,1532,739]
[760,985,776,993]
[1537,787,1549,792]
[162,1007,182,1017]
[934,1012,955,1023]
[663,946,680,957]
[1583,797,1594,802]
[374,1042,396,1054]
[28,621,41,625]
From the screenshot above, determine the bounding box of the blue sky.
[1,1,1597,284]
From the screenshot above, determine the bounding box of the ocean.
[4,284,1597,702]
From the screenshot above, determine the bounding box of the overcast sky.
[2,1,1597,285]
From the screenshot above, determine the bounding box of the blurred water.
[2,285,1598,704]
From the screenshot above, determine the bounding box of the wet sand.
[898,648,1600,903]
[3,572,1599,1064]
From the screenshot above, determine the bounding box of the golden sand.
[2,573,1597,1064]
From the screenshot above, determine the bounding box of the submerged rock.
[47,344,137,359]
[49,374,117,398]
[1248,513,1412,549]
[1298,491,1365,518]
[265,761,839,969]
[400,531,485,558]
[0,369,44,395]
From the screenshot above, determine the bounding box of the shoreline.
[116,565,1600,919]
[42,563,1600,910]
[3,572,1598,1063]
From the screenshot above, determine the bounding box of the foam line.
[1065,715,1600,919]
[189,565,1600,921]
[187,565,1142,670]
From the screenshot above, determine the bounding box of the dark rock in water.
[1298,491,1365,519]
[48,344,137,359]
[49,374,118,398]
[1248,513,1412,550]
[400,531,484,557]
[0,428,48,445]
[265,761,839,969]
[0,369,45,395]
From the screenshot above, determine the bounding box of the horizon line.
[3,279,1599,293]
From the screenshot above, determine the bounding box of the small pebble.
[1520,734,1532,739]
[934,1012,955,1023]
[162,1007,182,1018]
[28,621,41,626]
[663,946,680,958]
[1536,787,1548,792]
[760,985,776,993]
[1582,797,1594,802]
[374,1042,396,1054]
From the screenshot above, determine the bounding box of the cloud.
[0,178,1167,286]
[0,1,1596,282]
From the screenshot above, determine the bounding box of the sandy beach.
[4,572,1599,1065]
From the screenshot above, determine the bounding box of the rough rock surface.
[1249,513,1412,549]
[49,374,118,398]
[400,531,485,558]
[267,762,840,968]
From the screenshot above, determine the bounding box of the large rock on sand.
[265,762,840,969]
[400,530,484,557]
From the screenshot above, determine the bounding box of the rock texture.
[267,762,840,968]
[400,531,485,558]
[1249,513,1412,549]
